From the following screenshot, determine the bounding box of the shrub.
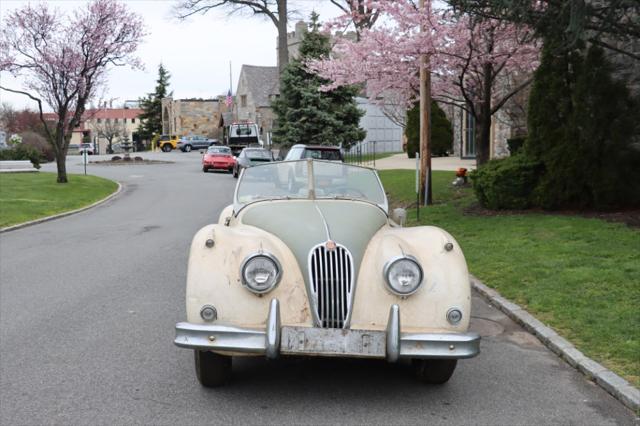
[507,137,526,155]
[21,131,54,162]
[470,154,542,210]
[405,101,453,158]
[0,144,42,169]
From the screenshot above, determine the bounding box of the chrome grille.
[308,243,354,328]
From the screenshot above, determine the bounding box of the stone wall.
[162,98,226,139]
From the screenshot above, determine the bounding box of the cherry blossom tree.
[312,0,540,165]
[0,0,144,183]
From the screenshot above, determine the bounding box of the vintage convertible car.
[175,160,480,387]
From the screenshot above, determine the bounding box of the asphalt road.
[1,152,636,425]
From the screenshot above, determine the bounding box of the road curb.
[471,275,639,414]
[0,182,122,234]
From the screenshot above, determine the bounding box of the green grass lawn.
[379,169,640,387]
[0,172,118,228]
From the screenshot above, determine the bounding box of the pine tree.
[526,41,640,209]
[273,13,365,149]
[138,64,171,141]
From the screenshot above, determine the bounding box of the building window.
[97,118,102,123]
[106,118,111,123]
[131,118,135,123]
[240,95,247,107]
[114,118,119,123]
[463,110,476,158]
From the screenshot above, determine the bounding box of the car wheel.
[228,167,233,174]
[413,359,457,384]
[203,166,208,173]
[162,144,172,152]
[233,167,239,178]
[184,145,192,152]
[194,350,231,387]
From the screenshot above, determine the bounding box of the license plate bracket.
[280,326,386,358]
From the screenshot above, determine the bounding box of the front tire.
[233,166,239,178]
[184,145,192,152]
[202,166,208,173]
[413,359,457,384]
[194,350,231,387]
[162,144,172,152]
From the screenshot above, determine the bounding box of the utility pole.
[419,0,432,206]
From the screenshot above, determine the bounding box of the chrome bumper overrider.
[174,299,480,361]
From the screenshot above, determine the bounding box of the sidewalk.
[375,153,476,171]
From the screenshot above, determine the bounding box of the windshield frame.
[233,159,388,215]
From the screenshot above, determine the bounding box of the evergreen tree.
[273,13,365,149]
[405,101,453,158]
[526,41,640,209]
[138,64,171,141]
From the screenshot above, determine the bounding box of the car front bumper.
[174,299,480,361]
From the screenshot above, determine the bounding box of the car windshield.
[303,149,342,161]
[234,160,387,213]
[207,146,231,155]
[245,150,272,160]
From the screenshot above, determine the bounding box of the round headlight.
[383,256,423,296]
[241,253,281,294]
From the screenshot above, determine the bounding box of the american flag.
[225,89,233,108]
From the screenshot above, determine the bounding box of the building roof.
[42,108,143,122]
[85,108,143,120]
[240,65,280,107]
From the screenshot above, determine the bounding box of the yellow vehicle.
[154,134,179,152]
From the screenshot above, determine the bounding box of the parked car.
[174,159,480,387]
[155,134,180,152]
[67,144,80,155]
[232,147,275,178]
[202,145,235,173]
[284,144,343,162]
[178,135,218,152]
[78,143,94,155]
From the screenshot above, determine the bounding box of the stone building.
[234,65,280,145]
[161,98,228,140]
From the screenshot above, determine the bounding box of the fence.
[343,140,397,167]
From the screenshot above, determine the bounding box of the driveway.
[375,153,476,171]
[0,151,635,425]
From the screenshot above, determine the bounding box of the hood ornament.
[325,240,337,251]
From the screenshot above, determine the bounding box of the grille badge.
[325,240,337,251]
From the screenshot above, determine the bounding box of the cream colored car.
[174,160,480,387]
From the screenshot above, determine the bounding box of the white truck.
[225,122,261,156]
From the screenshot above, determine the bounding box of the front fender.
[186,224,312,328]
[351,226,471,333]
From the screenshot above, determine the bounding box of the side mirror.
[390,208,407,227]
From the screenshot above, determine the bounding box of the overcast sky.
[0,0,342,111]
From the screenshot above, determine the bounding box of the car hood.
[240,199,387,288]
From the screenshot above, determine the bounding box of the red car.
[202,146,235,173]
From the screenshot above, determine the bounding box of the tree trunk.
[475,112,491,167]
[55,151,68,183]
[277,0,289,74]
[54,130,68,183]
[475,63,494,167]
